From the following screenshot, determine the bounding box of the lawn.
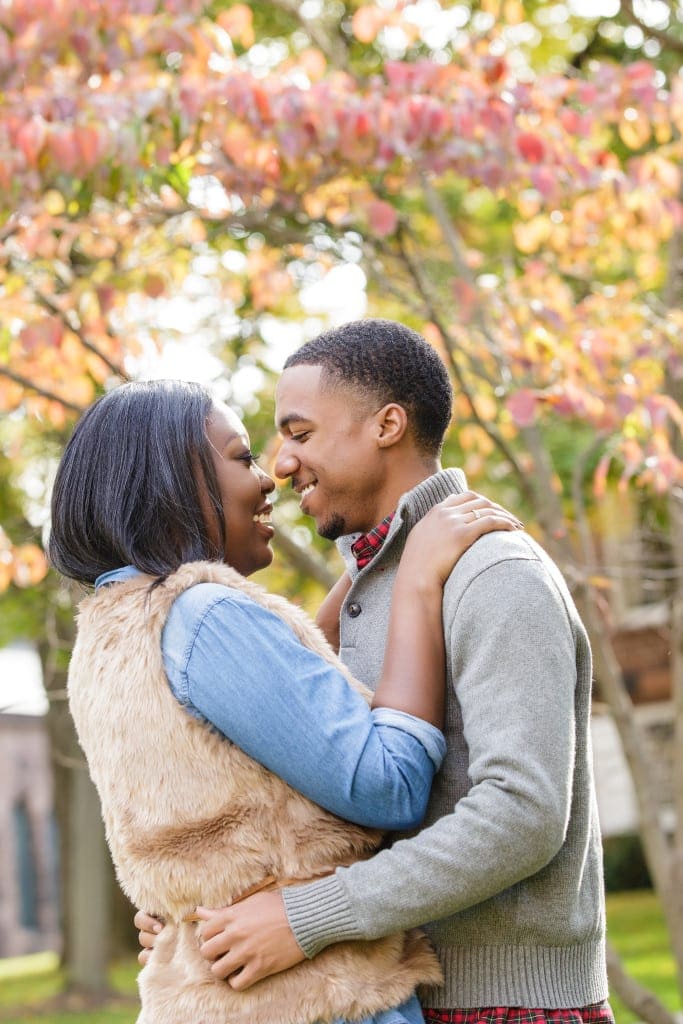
[0,891,680,1024]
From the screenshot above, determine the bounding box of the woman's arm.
[163,494,520,828]
[374,491,522,728]
[314,572,351,651]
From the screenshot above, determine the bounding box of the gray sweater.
[283,469,608,1009]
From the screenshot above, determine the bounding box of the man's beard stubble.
[318,513,346,541]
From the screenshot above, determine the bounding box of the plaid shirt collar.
[350,512,395,571]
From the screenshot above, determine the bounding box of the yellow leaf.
[618,113,651,150]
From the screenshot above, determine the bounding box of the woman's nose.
[259,467,276,493]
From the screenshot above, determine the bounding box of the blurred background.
[1,1,683,1021]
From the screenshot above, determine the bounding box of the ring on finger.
[471,508,483,520]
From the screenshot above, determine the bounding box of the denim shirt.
[95,567,442,1024]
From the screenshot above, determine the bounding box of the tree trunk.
[667,489,683,995]
[40,592,112,998]
[64,762,112,995]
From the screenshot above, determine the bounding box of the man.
[139,319,612,1024]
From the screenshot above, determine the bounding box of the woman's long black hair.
[48,380,225,585]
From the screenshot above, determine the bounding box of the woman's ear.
[374,403,408,448]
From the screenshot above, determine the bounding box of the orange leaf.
[352,6,385,44]
[217,4,254,49]
[74,124,105,172]
[12,545,48,588]
[143,273,166,298]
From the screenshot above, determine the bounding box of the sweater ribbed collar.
[337,467,467,574]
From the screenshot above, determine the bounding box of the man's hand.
[197,890,305,990]
[134,909,164,966]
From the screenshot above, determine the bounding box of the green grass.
[606,890,681,1024]
[0,955,138,1023]
[0,891,680,1023]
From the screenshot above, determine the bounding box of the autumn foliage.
[1,0,683,587]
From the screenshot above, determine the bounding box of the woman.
[49,380,521,1024]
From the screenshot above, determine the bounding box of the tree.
[1,1,682,1014]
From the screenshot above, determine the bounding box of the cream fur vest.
[68,561,441,1024]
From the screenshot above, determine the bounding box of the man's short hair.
[284,319,453,456]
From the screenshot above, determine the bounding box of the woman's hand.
[134,909,163,965]
[400,490,523,590]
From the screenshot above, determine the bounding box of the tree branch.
[571,433,610,572]
[621,0,683,54]
[272,522,338,590]
[606,939,679,1024]
[419,172,511,384]
[264,0,351,69]
[393,227,537,507]
[31,289,130,381]
[0,364,86,414]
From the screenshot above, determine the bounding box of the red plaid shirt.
[350,513,395,569]
[351,520,614,1024]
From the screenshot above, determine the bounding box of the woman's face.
[205,402,275,576]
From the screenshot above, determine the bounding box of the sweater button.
[347,602,362,618]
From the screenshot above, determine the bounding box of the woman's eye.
[291,432,309,442]
[238,451,259,465]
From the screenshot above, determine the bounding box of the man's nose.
[274,442,299,481]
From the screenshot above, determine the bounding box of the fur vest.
[68,561,441,1024]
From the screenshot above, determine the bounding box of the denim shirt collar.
[94,565,142,589]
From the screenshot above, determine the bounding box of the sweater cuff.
[281,873,362,958]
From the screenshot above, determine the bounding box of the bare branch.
[571,433,611,571]
[419,172,510,383]
[606,940,679,1024]
[393,228,537,507]
[273,521,338,590]
[31,289,130,381]
[264,0,350,69]
[0,364,86,414]
[620,0,683,54]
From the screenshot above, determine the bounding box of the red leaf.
[517,132,545,164]
[452,278,478,323]
[16,116,47,167]
[368,199,397,238]
[20,318,64,353]
[47,127,80,175]
[506,389,538,427]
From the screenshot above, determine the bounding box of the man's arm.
[187,554,579,985]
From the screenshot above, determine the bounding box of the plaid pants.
[423,1005,615,1024]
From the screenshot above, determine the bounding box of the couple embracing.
[50,320,613,1024]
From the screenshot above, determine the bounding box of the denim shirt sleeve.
[161,583,446,830]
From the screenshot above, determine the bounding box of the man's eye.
[291,431,309,442]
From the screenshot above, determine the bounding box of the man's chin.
[317,514,345,541]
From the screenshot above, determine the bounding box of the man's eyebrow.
[276,412,308,431]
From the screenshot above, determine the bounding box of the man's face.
[274,365,384,539]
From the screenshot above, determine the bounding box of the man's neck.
[369,459,441,527]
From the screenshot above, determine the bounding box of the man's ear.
[374,403,408,448]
